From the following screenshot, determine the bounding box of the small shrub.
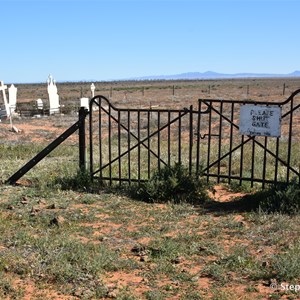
[133,163,208,204]
[258,179,300,215]
[270,241,300,281]
[53,169,93,192]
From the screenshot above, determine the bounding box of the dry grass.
[0,78,300,299]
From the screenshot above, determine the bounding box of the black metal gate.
[88,96,196,185]
[88,90,300,187]
[198,89,300,188]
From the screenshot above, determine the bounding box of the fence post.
[79,107,87,172]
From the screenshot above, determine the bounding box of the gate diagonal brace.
[100,105,168,168]
[6,108,89,185]
[93,110,189,176]
[202,102,299,177]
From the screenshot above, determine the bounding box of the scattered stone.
[31,206,40,214]
[140,255,150,262]
[107,290,118,298]
[171,256,184,264]
[7,204,15,210]
[99,236,109,242]
[173,280,180,286]
[16,179,32,186]
[47,203,57,209]
[263,278,278,287]
[37,199,47,205]
[131,244,146,254]
[141,277,149,284]
[198,246,207,252]
[49,216,65,227]
[20,197,29,205]
[30,206,41,216]
[262,261,269,267]
[73,287,84,297]
[11,126,20,133]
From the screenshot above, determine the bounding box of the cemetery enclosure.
[88,89,300,188]
[4,78,300,187]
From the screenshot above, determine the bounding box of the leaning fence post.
[79,107,87,172]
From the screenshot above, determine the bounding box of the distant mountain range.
[129,71,300,81]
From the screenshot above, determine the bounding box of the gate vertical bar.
[262,136,268,189]
[239,135,244,186]
[217,101,223,183]
[157,111,161,172]
[239,101,245,186]
[138,110,141,184]
[274,137,280,184]
[108,104,112,185]
[98,99,103,181]
[89,100,94,179]
[79,107,87,172]
[228,102,234,184]
[147,110,151,179]
[168,111,171,166]
[127,110,131,185]
[118,110,121,185]
[207,101,212,182]
[189,105,193,175]
[196,100,201,177]
[178,111,182,164]
[251,138,255,187]
[286,97,294,183]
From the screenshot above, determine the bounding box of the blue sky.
[1,0,299,83]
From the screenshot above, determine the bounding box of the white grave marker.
[91,83,95,98]
[8,84,17,112]
[47,74,60,114]
[0,80,10,117]
[36,98,43,110]
[239,105,281,137]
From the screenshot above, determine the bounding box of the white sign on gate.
[239,105,281,137]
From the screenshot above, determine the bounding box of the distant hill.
[129,71,300,81]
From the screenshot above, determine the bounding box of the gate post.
[78,107,88,172]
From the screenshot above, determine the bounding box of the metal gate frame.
[88,96,196,185]
[88,90,300,188]
[198,89,300,188]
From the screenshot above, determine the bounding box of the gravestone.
[47,74,60,114]
[91,83,95,98]
[36,98,43,110]
[0,80,10,117]
[8,84,17,112]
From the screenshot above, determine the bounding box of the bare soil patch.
[1,79,299,299]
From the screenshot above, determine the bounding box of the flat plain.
[0,77,300,299]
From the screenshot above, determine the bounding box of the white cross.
[91,83,95,98]
[0,80,10,117]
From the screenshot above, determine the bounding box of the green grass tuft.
[132,163,209,204]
